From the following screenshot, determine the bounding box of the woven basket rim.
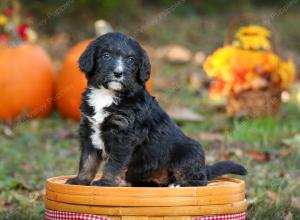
[45,199,248,216]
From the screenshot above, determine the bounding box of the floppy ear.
[78,42,97,75]
[139,48,151,83]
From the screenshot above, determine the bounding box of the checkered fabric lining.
[192,212,246,220]
[45,209,246,220]
[45,210,110,220]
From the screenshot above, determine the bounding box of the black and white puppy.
[67,32,247,187]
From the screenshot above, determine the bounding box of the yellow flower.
[277,59,296,88]
[234,35,271,50]
[203,46,235,82]
[0,15,8,26]
[234,25,272,50]
[236,25,271,38]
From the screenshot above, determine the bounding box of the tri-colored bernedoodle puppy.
[66,32,247,187]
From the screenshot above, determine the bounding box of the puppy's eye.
[127,56,135,64]
[102,52,111,60]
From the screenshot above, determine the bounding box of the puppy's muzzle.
[106,74,124,91]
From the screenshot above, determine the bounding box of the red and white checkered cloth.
[45,210,110,220]
[192,212,246,220]
[45,209,246,220]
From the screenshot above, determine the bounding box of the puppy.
[67,32,247,187]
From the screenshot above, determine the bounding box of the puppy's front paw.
[91,178,116,187]
[168,183,181,188]
[66,177,90,186]
[110,115,129,129]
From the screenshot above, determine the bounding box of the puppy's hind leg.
[169,143,208,187]
[170,160,208,187]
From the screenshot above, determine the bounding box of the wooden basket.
[227,87,282,117]
[45,175,247,220]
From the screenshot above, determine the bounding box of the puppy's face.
[79,32,151,93]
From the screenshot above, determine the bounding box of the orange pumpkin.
[0,44,55,120]
[55,40,152,121]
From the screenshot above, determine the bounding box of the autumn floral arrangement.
[203,25,297,117]
[0,3,37,45]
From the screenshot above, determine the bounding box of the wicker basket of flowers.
[203,17,296,117]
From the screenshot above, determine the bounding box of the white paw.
[168,183,181,188]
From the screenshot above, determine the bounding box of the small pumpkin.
[55,40,90,121]
[0,43,55,120]
[55,40,152,121]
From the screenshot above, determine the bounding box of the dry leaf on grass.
[193,51,206,65]
[32,189,46,202]
[50,129,75,139]
[155,44,193,64]
[291,196,300,212]
[266,191,280,203]
[282,134,300,148]
[280,146,293,158]
[166,106,204,122]
[0,195,5,207]
[248,150,278,162]
[187,71,203,90]
[2,126,14,137]
[196,132,224,142]
[284,212,293,220]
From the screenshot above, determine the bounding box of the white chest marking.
[87,87,117,152]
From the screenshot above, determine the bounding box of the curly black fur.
[66,32,247,187]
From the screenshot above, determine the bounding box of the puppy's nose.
[113,71,123,78]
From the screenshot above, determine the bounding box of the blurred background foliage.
[1,0,298,52]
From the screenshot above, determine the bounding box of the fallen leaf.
[155,44,193,64]
[20,163,33,172]
[3,126,14,137]
[187,71,203,90]
[0,195,5,207]
[290,170,300,182]
[248,150,277,162]
[193,51,206,65]
[222,152,231,160]
[51,129,75,139]
[196,132,224,142]
[32,189,46,201]
[291,196,300,212]
[283,212,293,220]
[266,191,279,203]
[282,134,300,148]
[166,106,204,122]
[30,120,40,132]
[284,212,293,220]
[229,148,244,157]
[280,146,293,158]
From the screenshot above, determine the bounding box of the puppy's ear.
[139,48,151,83]
[78,42,96,75]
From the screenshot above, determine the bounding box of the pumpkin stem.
[94,20,113,37]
